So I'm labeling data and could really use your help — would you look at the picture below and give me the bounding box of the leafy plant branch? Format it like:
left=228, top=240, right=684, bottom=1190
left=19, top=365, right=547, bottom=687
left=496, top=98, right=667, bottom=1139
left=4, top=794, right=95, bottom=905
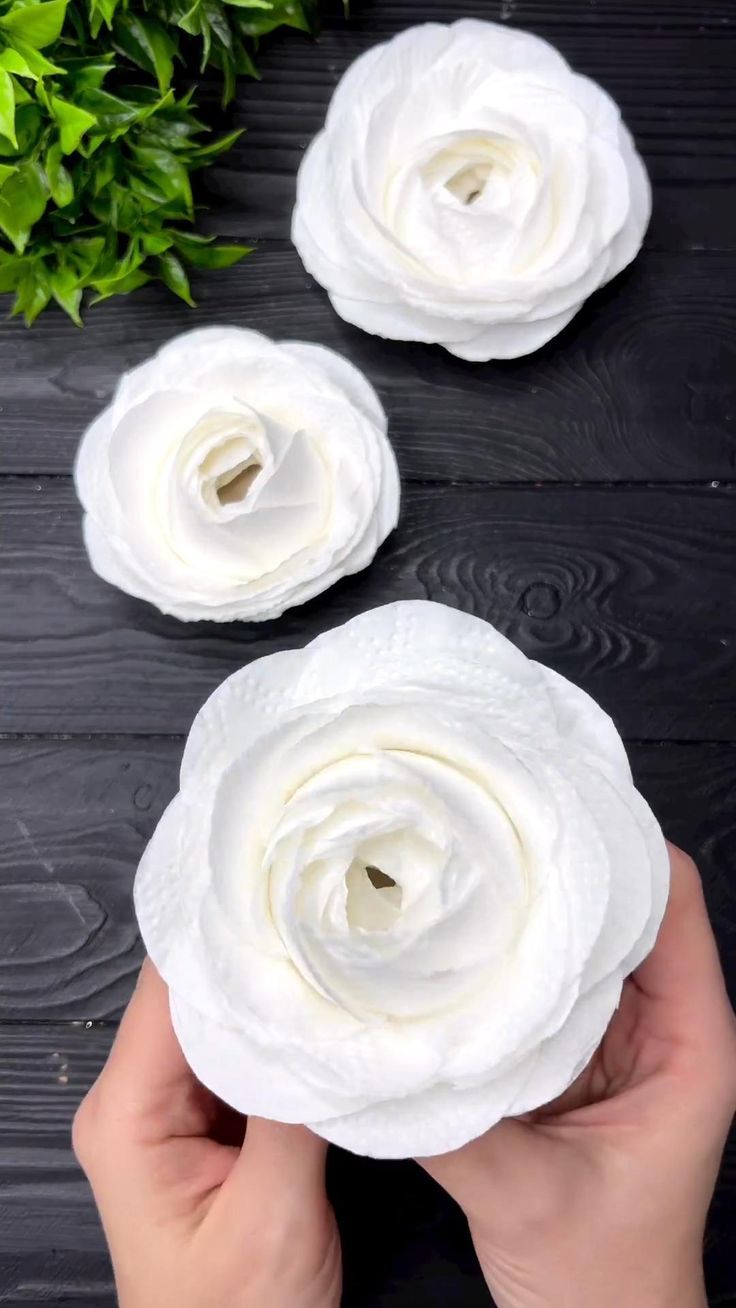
left=0, top=0, right=320, bottom=322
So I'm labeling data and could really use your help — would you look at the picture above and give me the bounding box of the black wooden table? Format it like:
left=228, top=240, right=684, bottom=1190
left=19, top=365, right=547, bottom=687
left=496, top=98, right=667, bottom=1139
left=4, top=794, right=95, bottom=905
left=2, top=1, right=735, bottom=1303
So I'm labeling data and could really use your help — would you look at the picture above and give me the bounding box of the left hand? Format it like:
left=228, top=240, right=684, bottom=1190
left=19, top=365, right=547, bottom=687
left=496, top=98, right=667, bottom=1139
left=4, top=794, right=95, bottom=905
left=73, top=960, right=342, bottom=1308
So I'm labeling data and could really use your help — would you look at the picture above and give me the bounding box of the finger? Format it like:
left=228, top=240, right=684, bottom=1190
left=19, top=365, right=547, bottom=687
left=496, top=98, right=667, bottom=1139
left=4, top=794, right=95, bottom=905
left=634, top=843, right=733, bottom=1027
left=218, top=1119, right=329, bottom=1218
left=417, top=1117, right=548, bottom=1221
left=94, top=959, right=194, bottom=1124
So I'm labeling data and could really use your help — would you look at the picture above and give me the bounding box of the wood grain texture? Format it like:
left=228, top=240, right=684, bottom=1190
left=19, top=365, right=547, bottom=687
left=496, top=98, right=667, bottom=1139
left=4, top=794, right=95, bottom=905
left=0, top=1025, right=115, bottom=1306
left=2, top=478, right=734, bottom=739
left=0, top=739, right=176, bottom=1018
left=1, top=735, right=734, bottom=1020
left=3, top=247, right=736, bottom=482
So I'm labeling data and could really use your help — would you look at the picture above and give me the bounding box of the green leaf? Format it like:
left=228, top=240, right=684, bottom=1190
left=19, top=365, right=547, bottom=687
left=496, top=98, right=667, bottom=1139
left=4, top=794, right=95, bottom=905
left=87, top=144, right=117, bottom=195
left=173, top=232, right=251, bottom=268
left=50, top=95, right=97, bottom=153
left=0, top=47, right=34, bottom=77
left=89, top=0, right=120, bottom=33
left=10, top=73, right=32, bottom=104
left=10, top=100, right=43, bottom=153
left=112, top=13, right=176, bottom=94
left=157, top=249, right=194, bottom=304
left=141, top=229, right=173, bottom=254
left=49, top=263, right=83, bottom=323
left=64, top=235, right=105, bottom=280
left=177, top=0, right=203, bottom=36
left=130, top=144, right=193, bottom=213
left=233, top=40, right=258, bottom=77
left=220, top=49, right=236, bottom=104
left=7, top=38, right=62, bottom=76
left=11, top=261, right=51, bottom=323
left=90, top=266, right=150, bottom=302
left=233, top=0, right=315, bottom=36
left=136, top=114, right=201, bottom=149
left=57, top=55, right=115, bottom=91
left=0, top=159, right=47, bottom=251
left=0, top=251, right=24, bottom=292
left=0, top=67, right=17, bottom=146
left=0, top=162, right=17, bottom=187
left=190, top=126, right=242, bottom=162
left=0, top=0, right=69, bottom=50
left=201, top=0, right=232, bottom=50
left=44, top=140, right=73, bottom=205
left=80, top=86, right=173, bottom=139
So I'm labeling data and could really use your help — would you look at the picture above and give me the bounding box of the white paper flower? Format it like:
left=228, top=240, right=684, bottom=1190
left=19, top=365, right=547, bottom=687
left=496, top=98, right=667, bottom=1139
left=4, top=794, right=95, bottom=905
left=135, top=600, right=668, bottom=1159
left=292, top=20, right=651, bottom=361
left=74, top=327, right=399, bottom=622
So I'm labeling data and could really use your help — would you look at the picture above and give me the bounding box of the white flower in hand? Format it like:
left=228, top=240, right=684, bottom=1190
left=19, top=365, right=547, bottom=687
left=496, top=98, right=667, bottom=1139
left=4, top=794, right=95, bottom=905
left=292, top=20, right=651, bottom=361
left=135, top=601, right=668, bottom=1159
left=74, top=328, right=399, bottom=622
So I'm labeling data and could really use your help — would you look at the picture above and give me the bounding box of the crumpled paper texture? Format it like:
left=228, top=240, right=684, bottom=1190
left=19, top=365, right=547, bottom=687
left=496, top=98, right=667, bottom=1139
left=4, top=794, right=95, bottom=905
left=74, top=327, right=400, bottom=621
left=135, top=601, right=668, bottom=1159
left=292, top=20, right=651, bottom=361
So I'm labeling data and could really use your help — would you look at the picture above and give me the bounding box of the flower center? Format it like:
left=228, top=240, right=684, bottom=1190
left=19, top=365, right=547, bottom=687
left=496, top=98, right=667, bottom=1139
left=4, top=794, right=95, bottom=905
left=193, top=425, right=266, bottom=516
left=344, top=857, right=404, bottom=933
left=444, top=162, right=492, bottom=205
left=215, top=460, right=262, bottom=506
left=365, top=865, right=397, bottom=891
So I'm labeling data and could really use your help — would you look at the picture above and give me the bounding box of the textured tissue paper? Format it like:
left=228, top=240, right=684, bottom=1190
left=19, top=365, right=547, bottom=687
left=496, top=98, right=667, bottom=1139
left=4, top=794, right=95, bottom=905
left=135, top=601, right=668, bottom=1158
left=74, top=327, right=400, bottom=622
left=292, top=19, right=651, bottom=361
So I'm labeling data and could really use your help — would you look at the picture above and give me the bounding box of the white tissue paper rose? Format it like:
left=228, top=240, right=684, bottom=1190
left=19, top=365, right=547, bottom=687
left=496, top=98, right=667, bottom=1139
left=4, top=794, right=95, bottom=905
left=74, top=327, right=400, bottom=622
left=135, top=600, right=668, bottom=1159
left=292, top=20, right=651, bottom=361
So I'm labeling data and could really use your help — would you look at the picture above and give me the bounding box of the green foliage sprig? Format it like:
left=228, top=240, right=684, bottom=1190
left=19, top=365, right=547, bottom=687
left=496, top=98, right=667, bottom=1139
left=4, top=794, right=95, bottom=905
left=0, top=0, right=319, bottom=323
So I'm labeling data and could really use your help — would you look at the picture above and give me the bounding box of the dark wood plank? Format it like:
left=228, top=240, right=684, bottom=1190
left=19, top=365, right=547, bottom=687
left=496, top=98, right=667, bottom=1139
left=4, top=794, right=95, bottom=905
left=198, top=2, right=736, bottom=251
left=2, top=248, right=736, bottom=482
left=320, top=0, right=736, bottom=34
left=0, top=1024, right=116, bottom=1306
left=0, top=739, right=175, bottom=1019
left=322, top=0, right=735, bottom=33
left=2, top=479, right=734, bottom=739
left=1, top=735, right=734, bottom=1020
left=632, top=744, right=736, bottom=996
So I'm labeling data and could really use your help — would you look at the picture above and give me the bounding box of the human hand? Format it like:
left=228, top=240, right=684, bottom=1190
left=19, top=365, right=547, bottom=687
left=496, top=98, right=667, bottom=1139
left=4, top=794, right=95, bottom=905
left=73, top=961, right=341, bottom=1308
left=419, top=844, right=736, bottom=1308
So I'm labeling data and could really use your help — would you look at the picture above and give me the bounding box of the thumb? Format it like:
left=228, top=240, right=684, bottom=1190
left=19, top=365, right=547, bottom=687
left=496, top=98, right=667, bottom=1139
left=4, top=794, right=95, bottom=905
left=221, top=1118, right=329, bottom=1216
left=417, top=1118, right=545, bottom=1222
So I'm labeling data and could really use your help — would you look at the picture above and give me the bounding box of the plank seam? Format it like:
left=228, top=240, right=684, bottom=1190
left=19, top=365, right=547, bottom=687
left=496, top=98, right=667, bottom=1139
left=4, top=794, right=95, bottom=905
left=2, top=473, right=735, bottom=491
left=1, top=733, right=733, bottom=747
left=0, top=1018, right=119, bottom=1028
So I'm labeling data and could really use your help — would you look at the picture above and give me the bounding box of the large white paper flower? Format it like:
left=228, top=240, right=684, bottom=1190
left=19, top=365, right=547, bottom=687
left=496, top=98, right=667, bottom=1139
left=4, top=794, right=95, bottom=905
left=135, top=601, right=668, bottom=1159
left=292, top=20, right=651, bottom=361
left=74, top=327, right=399, bottom=622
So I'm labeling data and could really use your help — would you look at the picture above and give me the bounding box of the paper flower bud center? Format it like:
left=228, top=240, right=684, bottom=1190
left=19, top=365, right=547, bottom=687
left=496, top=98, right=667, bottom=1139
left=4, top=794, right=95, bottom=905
left=445, top=162, right=492, bottom=205
left=345, top=860, right=403, bottom=934
left=215, top=460, right=263, bottom=505
left=422, top=133, right=540, bottom=212
left=193, top=415, right=268, bottom=518
left=366, top=865, right=397, bottom=891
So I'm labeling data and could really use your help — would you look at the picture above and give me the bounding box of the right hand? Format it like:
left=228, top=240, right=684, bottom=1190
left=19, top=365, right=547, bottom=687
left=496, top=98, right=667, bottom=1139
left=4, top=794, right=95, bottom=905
left=419, top=844, right=736, bottom=1308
